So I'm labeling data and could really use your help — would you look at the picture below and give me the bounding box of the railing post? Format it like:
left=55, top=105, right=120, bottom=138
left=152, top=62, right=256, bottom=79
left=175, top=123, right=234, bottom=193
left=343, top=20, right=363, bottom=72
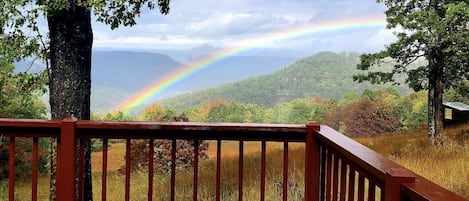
left=57, top=117, right=77, bottom=201
left=385, top=168, right=415, bottom=201
left=304, top=121, right=320, bottom=201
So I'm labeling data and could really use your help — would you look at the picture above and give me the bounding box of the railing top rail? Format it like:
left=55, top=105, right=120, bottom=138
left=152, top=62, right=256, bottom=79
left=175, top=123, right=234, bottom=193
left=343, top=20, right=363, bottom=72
left=1, top=118, right=308, bottom=141
left=76, top=120, right=306, bottom=131
left=402, top=174, right=467, bottom=201
left=0, top=118, right=62, bottom=127
left=76, top=120, right=307, bottom=141
left=0, top=118, right=61, bottom=137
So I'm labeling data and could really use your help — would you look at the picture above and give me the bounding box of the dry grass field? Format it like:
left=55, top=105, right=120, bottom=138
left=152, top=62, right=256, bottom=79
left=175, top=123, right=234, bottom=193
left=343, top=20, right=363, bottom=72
left=355, top=124, right=469, bottom=199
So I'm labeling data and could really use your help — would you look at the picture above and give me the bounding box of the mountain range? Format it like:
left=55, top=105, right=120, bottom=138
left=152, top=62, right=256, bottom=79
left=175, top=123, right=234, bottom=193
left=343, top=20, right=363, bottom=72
left=157, top=51, right=412, bottom=111
left=14, top=51, right=414, bottom=116
left=15, top=51, right=298, bottom=114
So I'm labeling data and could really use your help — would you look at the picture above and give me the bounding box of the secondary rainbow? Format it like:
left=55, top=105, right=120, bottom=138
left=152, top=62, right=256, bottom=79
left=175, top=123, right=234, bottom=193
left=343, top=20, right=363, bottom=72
left=114, top=15, right=387, bottom=112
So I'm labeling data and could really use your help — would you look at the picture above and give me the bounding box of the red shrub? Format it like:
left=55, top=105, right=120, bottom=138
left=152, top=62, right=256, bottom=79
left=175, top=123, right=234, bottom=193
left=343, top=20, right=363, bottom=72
left=324, top=98, right=400, bottom=137
left=345, top=98, right=389, bottom=136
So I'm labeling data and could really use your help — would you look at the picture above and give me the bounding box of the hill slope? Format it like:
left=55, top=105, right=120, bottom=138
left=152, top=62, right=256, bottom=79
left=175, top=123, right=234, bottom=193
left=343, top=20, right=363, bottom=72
left=158, top=51, right=410, bottom=110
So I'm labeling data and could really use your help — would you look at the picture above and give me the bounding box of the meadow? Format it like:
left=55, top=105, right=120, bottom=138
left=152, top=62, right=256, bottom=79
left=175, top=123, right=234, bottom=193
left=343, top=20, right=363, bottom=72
left=2, top=125, right=468, bottom=200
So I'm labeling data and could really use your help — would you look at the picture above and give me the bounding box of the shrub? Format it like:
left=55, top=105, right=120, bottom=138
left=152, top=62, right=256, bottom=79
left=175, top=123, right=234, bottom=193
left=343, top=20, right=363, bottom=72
left=123, top=114, right=209, bottom=174
left=344, top=98, right=400, bottom=136
left=0, top=137, right=49, bottom=180
left=128, top=139, right=209, bottom=174
left=324, top=97, right=400, bottom=136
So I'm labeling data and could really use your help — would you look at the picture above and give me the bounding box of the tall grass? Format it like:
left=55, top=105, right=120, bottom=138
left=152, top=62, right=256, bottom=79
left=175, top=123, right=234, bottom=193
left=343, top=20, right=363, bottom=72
left=356, top=124, right=469, bottom=199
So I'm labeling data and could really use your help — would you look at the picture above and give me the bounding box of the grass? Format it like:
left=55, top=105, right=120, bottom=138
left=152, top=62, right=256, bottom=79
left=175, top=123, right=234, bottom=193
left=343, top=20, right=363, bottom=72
left=355, top=124, right=469, bottom=199
left=2, top=124, right=468, bottom=200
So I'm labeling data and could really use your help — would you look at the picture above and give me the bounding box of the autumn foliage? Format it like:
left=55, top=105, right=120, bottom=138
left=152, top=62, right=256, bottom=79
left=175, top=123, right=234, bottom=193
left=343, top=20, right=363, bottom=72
left=323, top=90, right=400, bottom=137
left=344, top=98, right=399, bottom=136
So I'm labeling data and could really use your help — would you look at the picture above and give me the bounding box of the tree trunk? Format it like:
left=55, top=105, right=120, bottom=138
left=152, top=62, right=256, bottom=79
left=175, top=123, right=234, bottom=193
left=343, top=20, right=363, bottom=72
left=427, top=55, right=445, bottom=145
left=47, top=3, right=93, bottom=201
left=427, top=0, right=445, bottom=146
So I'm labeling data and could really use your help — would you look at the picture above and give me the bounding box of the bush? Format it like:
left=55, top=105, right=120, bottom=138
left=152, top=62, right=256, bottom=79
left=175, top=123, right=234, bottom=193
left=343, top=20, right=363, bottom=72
left=324, top=97, right=400, bottom=136
left=123, top=114, right=209, bottom=174
left=0, top=137, right=49, bottom=180
left=128, top=139, right=209, bottom=174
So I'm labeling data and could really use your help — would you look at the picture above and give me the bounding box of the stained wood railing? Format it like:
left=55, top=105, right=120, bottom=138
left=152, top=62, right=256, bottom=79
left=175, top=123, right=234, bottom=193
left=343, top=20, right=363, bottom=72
left=0, top=118, right=466, bottom=201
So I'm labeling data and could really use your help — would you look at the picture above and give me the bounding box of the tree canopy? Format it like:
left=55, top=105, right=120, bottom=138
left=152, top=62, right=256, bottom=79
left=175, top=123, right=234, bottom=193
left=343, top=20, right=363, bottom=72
left=0, top=60, right=47, bottom=119
left=354, top=0, right=469, bottom=143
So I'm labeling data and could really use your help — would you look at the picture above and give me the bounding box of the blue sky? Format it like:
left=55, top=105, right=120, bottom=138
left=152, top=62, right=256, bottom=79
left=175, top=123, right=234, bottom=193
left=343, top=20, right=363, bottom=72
left=92, top=0, right=395, bottom=57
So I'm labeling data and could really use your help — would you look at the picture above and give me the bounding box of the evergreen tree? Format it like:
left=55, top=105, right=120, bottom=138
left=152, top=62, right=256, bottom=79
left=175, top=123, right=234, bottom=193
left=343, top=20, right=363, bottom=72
left=354, top=0, right=469, bottom=144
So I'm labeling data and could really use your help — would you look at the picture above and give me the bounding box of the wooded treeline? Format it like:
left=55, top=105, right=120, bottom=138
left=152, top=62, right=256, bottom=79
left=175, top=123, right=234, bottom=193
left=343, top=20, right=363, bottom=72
left=105, top=86, right=468, bottom=137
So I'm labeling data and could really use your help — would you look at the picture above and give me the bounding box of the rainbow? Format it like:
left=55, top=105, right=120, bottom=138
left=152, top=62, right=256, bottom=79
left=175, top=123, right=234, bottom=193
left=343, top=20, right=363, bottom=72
left=114, top=15, right=387, bottom=112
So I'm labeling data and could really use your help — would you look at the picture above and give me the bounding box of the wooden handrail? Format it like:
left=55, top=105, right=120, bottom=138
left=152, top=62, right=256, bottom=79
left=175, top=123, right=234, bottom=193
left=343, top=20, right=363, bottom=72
left=74, top=120, right=307, bottom=141
left=314, top=125, right=402, bottom=181
left=0, top=118, right=466, bottom=201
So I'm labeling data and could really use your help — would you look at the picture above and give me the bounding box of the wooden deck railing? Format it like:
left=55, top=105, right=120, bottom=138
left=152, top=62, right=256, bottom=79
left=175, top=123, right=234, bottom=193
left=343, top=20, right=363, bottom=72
left=0, top=118, right=466, bottom=201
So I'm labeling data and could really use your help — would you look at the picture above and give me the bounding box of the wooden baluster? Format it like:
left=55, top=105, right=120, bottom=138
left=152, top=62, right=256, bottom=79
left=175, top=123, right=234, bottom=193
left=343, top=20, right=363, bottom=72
left=32, top=137, right=38, bottom=201
left=368, top=181, right=376, bottom=201
left=170, top=140, right=176, bottom=201
left=358, top=174, right=365, bottom=201
left=193, top=140, right=199, bottom=201
left=347, top=167, right=356, bottom=201
left=340, top=161, right=347, bottom=201
left=238, top=140, right=244, bottom=201
left=326, top=149, right=333, bottom=201
left=216, top=139, right=221, bottom=201
left=283, top=141, right=289, bottom=201
left=102, top=139, right=108, bottom=201
left=9, top=137, right=15, bottom=201
left=125, top=139, right=131, bottom=201
left=148, top=139, right=154, bottom=201
left=260, top=141, right=266, bottom=201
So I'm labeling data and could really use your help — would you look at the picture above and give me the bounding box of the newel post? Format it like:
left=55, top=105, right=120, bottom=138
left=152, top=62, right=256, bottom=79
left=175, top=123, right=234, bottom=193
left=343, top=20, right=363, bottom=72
left=57, top=117, right=78, bottom=201
left=304, top=121, right=321, bottom=201
left=385, top=168, right=415, bottom=201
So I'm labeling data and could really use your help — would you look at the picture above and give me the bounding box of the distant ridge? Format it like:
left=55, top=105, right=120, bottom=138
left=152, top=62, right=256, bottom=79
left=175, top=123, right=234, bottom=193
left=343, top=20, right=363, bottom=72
left=92, top=51, right=185, bottom=92
left=157, top=51, right=411, bottom=111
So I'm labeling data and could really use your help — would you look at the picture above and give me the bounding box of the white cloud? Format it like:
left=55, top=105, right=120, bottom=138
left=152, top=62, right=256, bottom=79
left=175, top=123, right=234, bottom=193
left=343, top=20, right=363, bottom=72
left=364, top=28, right=396, bottom=52
left=182, top=12, right=290, bottom=37
left=94, top=34, right=214, bottom=50
left=92, top=0, right=391, bottom=55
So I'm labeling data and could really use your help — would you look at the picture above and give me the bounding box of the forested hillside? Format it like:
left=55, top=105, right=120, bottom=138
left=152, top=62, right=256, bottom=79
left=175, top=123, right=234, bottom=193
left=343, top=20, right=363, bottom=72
left=158, top=52, right=411, bottom=110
